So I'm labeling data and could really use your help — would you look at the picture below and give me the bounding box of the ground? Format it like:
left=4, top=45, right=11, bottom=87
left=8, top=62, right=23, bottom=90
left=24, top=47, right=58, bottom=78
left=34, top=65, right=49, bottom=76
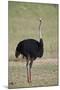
left=8, top=58, right=58, bottom=89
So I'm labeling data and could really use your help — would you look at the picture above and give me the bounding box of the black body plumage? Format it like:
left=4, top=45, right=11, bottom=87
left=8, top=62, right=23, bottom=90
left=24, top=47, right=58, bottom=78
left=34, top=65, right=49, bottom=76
left=15, top=38, right=44, bottom=60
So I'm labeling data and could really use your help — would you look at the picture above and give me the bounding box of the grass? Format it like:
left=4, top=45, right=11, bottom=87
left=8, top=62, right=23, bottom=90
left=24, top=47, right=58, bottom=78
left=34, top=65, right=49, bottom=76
left=8, top=59, right=58, bottom=88
left=8, top=1, right=58, bottom=58
left=8, top=1, right=58, bottom=88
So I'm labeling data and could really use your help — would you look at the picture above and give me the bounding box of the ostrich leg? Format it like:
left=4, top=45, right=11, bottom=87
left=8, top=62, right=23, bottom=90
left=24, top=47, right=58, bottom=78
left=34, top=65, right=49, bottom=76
left=26, top=61, right=29, bottom=82
left=29, top=60, right=33, bottom=82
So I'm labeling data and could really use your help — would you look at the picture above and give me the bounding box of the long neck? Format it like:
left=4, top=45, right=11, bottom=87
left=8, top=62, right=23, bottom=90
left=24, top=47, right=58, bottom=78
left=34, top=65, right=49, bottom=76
left=39, top=20, right=42, bottom=40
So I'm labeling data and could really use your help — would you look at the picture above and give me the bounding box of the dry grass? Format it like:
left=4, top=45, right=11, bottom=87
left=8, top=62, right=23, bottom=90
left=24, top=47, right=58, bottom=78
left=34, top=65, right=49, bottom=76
left=8, top=58, right=58, bottom=88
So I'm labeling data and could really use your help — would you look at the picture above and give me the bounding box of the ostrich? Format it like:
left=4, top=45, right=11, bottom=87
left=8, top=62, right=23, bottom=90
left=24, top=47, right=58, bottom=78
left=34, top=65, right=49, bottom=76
left=15, top=18, right=44, bottom=83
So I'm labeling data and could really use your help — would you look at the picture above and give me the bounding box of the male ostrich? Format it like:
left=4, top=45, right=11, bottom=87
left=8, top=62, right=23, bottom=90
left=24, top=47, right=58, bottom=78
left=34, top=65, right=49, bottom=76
left=15, top=18, right=44, bottom=83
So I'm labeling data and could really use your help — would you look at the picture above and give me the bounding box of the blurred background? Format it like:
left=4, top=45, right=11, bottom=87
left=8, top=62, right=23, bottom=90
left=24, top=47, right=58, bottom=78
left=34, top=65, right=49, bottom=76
left=8, top=1, right=58, bottom=60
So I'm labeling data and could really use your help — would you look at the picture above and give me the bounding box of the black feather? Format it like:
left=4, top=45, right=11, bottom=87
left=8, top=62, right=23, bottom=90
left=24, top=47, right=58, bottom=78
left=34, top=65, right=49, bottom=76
left=15, top=38, right=44, bottom=60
